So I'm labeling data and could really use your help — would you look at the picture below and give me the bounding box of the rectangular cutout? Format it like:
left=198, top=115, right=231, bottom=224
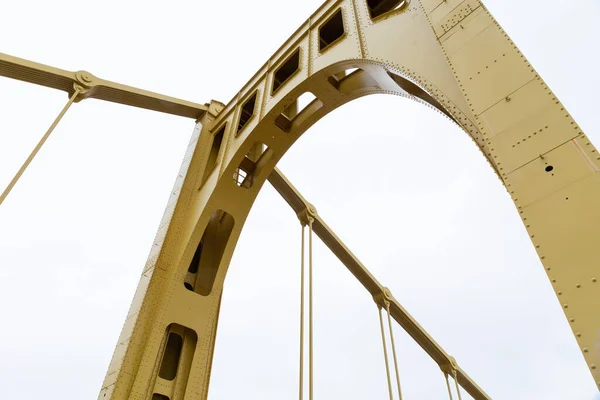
left=154, top=324, right=198, bottom=398
left=328, top=68, right=379, bottom=94
left=272, top=49, right=301, bottom=94
left=319, top=9, right=345, bottom=52
left=284, top=92, right=317, bottom=120
left=184, top=241, right=202, bottom=290
left=200, top=124, right=226, bottom=186
left=367, top=0, right=407, bottom=19
left=234, top=167, right=251, bottom=188
left=328, top=67, right=361, bottom=89
left=233, top=143, right=272, bottom=188
left=184, top=211, right=235, bottom=295
left=275, top=92, right=322, bottom=132
left=159, top=332, right=183, bottom=381
left=236, top=91, right=258, bottom=136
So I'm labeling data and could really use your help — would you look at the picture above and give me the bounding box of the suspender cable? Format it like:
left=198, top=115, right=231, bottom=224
left=299, top=225, right=306, bottom=400
left=385, top=302, right=403, bottom=400
left=444, top=373, right=454, bottom=400
left=299, top=216, right=314, bottom=400
left=308, top=219, right=314, bottom=400
left=378, top=306, right=394, bottom=400
left=0, top=87, right=82, bottom=207
left=452, top=370, right=463, bottom=400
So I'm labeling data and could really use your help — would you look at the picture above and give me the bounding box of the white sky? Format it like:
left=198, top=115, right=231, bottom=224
left=0, top=1, right=599, bottom=399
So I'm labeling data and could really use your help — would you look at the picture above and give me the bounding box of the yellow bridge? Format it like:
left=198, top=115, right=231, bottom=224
left=0, top=0, right=598, bottom=399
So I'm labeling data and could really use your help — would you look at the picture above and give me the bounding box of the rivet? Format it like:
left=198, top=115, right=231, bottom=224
left=557, top=291, right=562, bottom=295
left=564, top=304, right=568, bottom=309
left=592, top=365, right=597, bottom=370
left=552, top=279, right=557, bottom=283
left=584, top=348, right=589, bottom=353
left=570, top=318, right=575, bottom=323
left=576, top=284, right=581, bottom=288
left=593, top=278, right=597, bottom=283
left=577, top=332, right=582, bottom=337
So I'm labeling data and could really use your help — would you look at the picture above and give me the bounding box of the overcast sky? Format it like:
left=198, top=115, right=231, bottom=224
left=0, top=1, right=599, bottom=399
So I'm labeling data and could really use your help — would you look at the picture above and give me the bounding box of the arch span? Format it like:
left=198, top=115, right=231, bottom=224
left=99, top=1, right=600, bottom=398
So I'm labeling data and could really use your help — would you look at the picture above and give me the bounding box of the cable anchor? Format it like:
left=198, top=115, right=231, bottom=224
left=374, top=287, right=394, bottom=309
left=441, top=357, right=463, bottom=400
left=297, top=203, right=317, bottom=227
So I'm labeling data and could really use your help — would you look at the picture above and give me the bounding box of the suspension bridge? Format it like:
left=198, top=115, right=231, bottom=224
left=0, top=0, right=598, bottom=399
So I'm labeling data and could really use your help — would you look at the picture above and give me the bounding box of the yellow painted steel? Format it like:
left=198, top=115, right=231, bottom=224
left=269, top=167, right=489, bottom=397
left=91, top=1, right=599, bottom=398
left=88, top=1, right=600, bottom=398
left=0, top=52, right=209, bottom=119
left=0, top=0, right=598, bottom=398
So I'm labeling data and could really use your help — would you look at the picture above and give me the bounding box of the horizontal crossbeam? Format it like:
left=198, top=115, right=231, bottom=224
left=268, top=167, right=491, bottom=400
left=0, top=52, right=208, bottom=119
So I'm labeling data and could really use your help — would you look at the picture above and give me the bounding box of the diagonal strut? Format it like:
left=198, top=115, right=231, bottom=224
left=268, top=167, right=491, bottom=400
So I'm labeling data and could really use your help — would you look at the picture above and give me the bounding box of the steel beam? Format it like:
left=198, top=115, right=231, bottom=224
left=268, top=167, right=491, bottom=400
left=0, top=52, right=208, bottom=119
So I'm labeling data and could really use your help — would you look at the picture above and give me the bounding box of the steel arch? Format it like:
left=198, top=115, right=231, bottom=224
left=99, top=1, right=600, bottom=398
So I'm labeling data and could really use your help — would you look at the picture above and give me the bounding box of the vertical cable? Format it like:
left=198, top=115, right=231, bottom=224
left=444, top=373, right=454, bottom=400
left=379, top=307, right=394, bottom=400
left=385, top=302, right=403, bottom=400
left=453, top=371, right=463, bottom=400
left=0, top=88, right=81, bottom=206
left=299, top=225, right=305, bottom=400
left=308, top=219, right=314, bottom=400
